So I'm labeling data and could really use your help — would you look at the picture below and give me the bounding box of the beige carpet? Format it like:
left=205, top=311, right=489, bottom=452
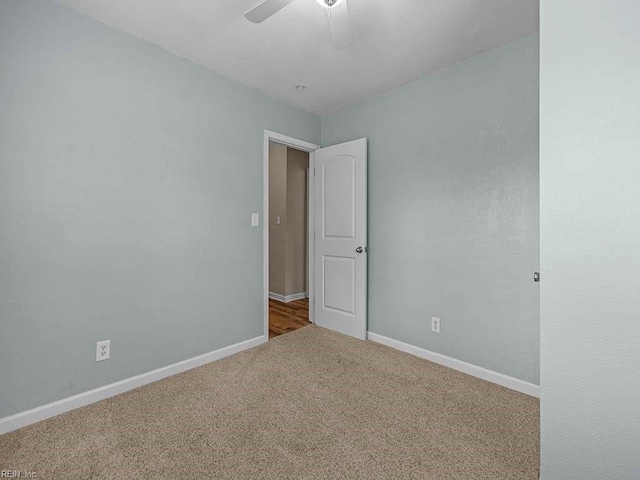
left=0, top=325, right=539, bottom=479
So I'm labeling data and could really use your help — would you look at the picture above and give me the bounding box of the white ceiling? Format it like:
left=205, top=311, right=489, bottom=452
left=54, top=0, right=539, bottom=115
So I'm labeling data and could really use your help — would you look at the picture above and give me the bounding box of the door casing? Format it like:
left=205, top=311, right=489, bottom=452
left=263, top=130, right=320, bottom=339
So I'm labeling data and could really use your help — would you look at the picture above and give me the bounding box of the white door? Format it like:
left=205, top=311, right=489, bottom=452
left=314, top=138, right=367, bottom=340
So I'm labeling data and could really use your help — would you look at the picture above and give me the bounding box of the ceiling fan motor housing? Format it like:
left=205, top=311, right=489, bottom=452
left=246, top=0, right=352, bottom=49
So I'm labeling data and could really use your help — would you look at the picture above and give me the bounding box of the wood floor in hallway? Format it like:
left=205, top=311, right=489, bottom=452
left=269, top=298, right=310, bottom=339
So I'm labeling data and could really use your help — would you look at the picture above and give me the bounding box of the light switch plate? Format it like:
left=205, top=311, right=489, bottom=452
left=251, top=213, right=259, bottom=227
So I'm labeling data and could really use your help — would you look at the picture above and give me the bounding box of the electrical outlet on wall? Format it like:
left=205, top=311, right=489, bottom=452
left=96, top=340, right=110, bottom=362
left=431, top=317, right=441, bottom=334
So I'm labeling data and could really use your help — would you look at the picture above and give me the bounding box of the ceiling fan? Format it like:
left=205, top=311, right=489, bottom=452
left=244, top=0, right=353, bottom=50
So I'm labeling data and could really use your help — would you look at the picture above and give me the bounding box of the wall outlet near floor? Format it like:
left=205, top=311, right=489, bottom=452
left=431, top=317, right=441, bottom=334
left=251, top=213, right=259, bottom=227
left=96, top=340, right=110, bottom=361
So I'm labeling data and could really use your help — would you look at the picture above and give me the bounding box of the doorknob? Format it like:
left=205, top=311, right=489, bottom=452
left=355, top=246, right=367, bottom=254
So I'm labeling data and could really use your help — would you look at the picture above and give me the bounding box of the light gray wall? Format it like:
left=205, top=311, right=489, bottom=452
left=322, top=35, right=540, bottom=385
left=540, top=1, right=640, bottom=478
left=0, top=0, right=320, bottom=418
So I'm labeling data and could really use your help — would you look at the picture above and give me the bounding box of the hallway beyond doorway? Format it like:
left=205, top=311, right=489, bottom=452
left=269, top=298, right=310, bottom=339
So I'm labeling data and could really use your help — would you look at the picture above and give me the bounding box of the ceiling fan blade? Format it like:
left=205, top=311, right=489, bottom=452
left=244, top=0, right=297, bottom=23
left=328, top=0, right=353, bottom=50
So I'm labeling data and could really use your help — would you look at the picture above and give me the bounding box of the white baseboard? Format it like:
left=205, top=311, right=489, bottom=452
left=269, top=292, right=307, bottom=303
left=0, top=335, right=267, bottom=436
left=367, top=332, right=540, bottom=398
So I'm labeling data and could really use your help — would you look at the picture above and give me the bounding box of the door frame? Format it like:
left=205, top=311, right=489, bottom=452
left=263, top=130, right=320, bottom=339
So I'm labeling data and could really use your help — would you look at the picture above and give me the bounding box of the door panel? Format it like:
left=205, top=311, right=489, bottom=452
left=323, top=255, right=356, bottom=314
left=323, top=156, right=355, bottom=239
left=314, top=138, right=367, bottom=339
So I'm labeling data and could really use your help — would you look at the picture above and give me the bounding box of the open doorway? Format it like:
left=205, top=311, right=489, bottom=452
left=263, top=131, right=319, bottom=340
left=263, top=131, right=368, bottom=341
left=268, top=142, right=310, bottom=338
